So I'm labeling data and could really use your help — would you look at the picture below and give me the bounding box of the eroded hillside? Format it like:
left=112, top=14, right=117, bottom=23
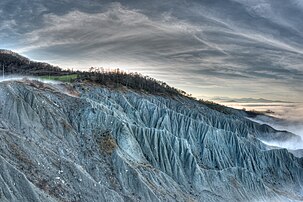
left=0, top=79, right=302, bottom=202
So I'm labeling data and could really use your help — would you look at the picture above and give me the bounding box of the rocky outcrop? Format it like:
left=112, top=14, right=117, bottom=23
left=0, top=79, right=302, bottom=202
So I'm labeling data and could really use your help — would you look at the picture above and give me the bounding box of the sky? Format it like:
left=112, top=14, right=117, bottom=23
left=1, top=0, right=303, bottom=102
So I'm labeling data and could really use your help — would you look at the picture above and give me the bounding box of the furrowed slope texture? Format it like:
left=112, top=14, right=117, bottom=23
left=0, top=80, right=302, bottom=202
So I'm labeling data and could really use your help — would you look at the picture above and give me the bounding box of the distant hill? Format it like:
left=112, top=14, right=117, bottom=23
left=212, top=97, right=292, bottom=103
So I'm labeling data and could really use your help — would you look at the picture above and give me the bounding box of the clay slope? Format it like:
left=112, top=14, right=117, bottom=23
left=0, top=79, right=302, bottom=202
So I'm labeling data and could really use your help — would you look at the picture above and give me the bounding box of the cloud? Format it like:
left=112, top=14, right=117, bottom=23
left=0, top=20, right=17, bottom=37
left=20, top=3, right=200, bottom=61
left=1, top=0, right=303, bottom=102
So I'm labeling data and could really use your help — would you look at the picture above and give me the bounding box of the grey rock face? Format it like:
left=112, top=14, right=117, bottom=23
left=0, top=79, right=302, bottom=202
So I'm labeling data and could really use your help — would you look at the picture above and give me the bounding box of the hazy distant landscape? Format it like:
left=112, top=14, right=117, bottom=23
left=211, top=97, right=303, bottom=148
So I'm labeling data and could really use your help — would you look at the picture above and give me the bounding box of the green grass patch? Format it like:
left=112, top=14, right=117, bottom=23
left=40, top=74, right=78, bottom=82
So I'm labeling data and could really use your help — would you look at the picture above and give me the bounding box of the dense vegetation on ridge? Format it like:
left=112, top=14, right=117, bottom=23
left=0, top=50, right=63, bottom=76
left=0, top=49, right=186, bottom=96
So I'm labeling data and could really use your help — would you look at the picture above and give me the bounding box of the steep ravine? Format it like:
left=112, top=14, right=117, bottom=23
left=0, top=79, right=302, bottom=202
